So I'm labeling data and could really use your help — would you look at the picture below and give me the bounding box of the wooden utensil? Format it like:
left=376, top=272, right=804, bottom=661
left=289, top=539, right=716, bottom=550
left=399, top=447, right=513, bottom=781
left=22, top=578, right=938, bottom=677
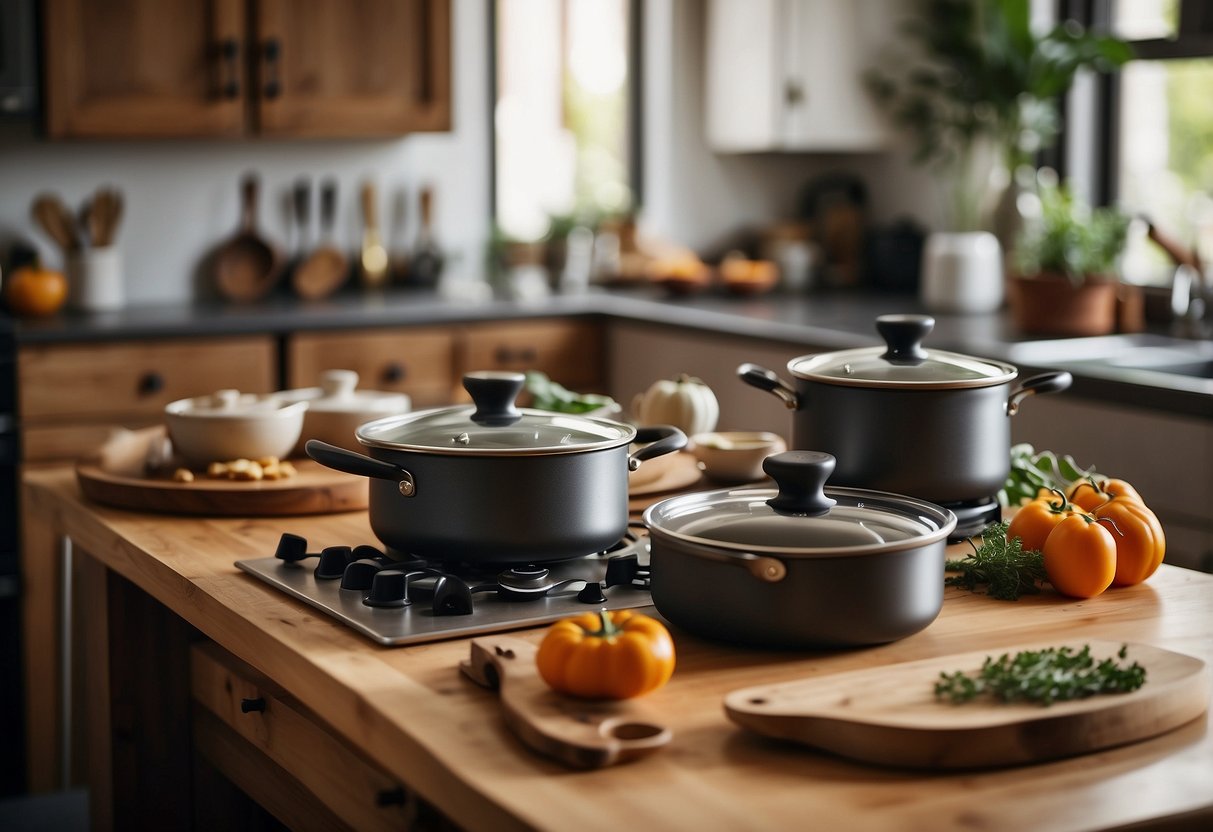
left=91, top=187, right=124, bottom=246
left=359, top=180, right=389, bottom=288
left=31, top=193, right=80, bottom=253
left=460, top=636, right=673, bottom=769
left=292, top=179, right=349, bottom=300
left=215, top=174, right=283, bottom=302
left=724, top=639, right=1209, bottom=770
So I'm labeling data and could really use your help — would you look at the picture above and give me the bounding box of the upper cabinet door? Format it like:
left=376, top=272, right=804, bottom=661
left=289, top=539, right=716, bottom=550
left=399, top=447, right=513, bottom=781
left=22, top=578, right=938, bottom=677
left=44, top=0, right=247, bottom=138
left=253, top=0, right=451, bottom=138
left=705, top=0, right=891, bottom=153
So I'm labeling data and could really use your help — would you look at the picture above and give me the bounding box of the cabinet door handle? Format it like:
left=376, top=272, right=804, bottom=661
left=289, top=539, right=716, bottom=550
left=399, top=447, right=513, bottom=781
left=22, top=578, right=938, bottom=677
left=376, top=787, right=406, bottom=807
left=262, top=37, right=282, bottom=100
left=217, top=37, right=240, bottom=100
left=382, top=362, right=407, bottom=384
left=240, top=697, right=266, bottom=713
left=137, top=371, right=165, bottom=396
left=494, top=346, right=538, bottom=365
left=784, top=79, right=805, bottom=106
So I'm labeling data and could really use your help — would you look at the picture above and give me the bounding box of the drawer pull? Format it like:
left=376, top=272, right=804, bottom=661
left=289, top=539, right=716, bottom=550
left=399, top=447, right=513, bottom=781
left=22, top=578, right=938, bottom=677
left=376, top=787, right=406, bottom=807
left=240, top=697, right=267, bottom=713
left=382, top=362, right=407, bottom=383
left=137, top=372, right=165, bottom=395
left=262, top=38, right=282, bottom=100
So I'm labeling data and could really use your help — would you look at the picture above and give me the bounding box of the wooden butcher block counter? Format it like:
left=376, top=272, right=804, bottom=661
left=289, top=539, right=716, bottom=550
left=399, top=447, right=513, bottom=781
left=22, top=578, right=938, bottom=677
left=21, top=466, right=1213, bottom=832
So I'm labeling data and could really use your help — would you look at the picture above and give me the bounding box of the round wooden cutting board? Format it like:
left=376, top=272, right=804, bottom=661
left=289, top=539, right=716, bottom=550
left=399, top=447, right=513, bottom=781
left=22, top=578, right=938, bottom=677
left=76, top=458, right=368, bottom=517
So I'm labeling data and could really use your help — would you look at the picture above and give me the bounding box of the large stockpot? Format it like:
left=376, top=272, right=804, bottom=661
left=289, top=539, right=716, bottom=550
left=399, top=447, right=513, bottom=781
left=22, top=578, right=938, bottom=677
left=738, top=314, right=1072, bottom=504
left=307, top=371, right=686, bottom=564
left=643, top=450, right=957, bottom=648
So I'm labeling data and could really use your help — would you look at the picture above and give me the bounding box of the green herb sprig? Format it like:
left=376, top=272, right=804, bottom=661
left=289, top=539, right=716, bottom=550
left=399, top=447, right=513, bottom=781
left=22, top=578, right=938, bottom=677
left=935, top=644, right=1147, bottom=706
left=945, top=521, right=1048, bottom=601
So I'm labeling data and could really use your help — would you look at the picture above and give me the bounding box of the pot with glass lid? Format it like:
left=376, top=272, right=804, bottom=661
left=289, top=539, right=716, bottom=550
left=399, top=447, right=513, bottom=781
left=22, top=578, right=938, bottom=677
left=307, top=371, right=686, bottom=563
left=738, top=314, right=1071, bottom=505
left=644, top=451, right=957, bottom=647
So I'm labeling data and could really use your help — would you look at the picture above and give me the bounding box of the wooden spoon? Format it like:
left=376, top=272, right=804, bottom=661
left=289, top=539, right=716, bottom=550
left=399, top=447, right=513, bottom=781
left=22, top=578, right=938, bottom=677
left=292, top=179, right=349, bottom=300
left=359, top=180, right=389, bottom=288
left=31, top=193, right=80, bottom=253
left=214, top=174, right=282, bottom=302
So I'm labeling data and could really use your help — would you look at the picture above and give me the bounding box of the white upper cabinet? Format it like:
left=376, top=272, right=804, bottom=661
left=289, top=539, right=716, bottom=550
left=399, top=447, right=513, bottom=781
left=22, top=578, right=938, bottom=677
left=705, top=0, right=893, bottom=153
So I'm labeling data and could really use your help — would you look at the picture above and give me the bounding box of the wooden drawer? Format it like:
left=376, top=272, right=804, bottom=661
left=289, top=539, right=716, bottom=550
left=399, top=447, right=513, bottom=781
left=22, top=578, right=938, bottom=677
left=461, top=319, right=605, bottom=390
left=287, top=327, right=457, bottom=408
left=18, top=336, right=276, bottom=423
left=190, top=642, right=415, bottom=832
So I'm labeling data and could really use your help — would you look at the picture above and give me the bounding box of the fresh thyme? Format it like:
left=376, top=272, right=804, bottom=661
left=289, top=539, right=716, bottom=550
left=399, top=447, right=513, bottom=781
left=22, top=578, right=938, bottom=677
left=945, top=521, right=1048, bottom=601
left=935, top=644, right=1147, bottom=706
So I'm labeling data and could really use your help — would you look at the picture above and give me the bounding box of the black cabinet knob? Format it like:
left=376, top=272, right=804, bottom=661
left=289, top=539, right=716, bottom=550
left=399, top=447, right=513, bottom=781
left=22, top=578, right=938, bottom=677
left=240, top=697, right=266, bottom=713
left=381, top=362, right=406, bottom=384
left=262, top=38, right=282, bottom=100
left=376, top=787, right=406, bottom=807
left=137, top=372, right=164, bottom=396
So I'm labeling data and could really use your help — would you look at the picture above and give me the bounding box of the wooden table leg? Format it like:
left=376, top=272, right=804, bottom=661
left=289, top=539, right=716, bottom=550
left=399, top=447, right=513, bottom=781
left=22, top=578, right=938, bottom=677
left=78, top=551, right=195, bottom=831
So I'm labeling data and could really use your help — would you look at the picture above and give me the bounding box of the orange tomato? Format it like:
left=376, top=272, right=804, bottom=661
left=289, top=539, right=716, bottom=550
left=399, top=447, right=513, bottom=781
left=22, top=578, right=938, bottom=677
left=1042, top=514, right=1117, bottom=599
left=1005, top=491, right=1085, bottom=552
left=536, top=610, right=675, bottom=700
left=3, top=264, right=67, bottom=317
left=1066, top=477, right=1143, bottom=511
left=1092, top=498, right=1166, bottom=587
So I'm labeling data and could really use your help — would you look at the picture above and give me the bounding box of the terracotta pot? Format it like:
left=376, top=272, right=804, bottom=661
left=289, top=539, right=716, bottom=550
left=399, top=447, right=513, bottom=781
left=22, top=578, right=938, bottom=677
left=1009, top=273, right=1118, bottom=337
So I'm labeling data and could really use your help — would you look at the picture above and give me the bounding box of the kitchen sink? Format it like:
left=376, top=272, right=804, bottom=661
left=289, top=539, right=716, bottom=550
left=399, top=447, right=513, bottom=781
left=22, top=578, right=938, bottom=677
left=1005, top=333, right=1213, bottom=387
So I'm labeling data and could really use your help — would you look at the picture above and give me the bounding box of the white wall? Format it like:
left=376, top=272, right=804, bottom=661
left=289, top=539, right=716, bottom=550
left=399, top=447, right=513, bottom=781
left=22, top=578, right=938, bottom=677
left=0, top=0, right=490, bottom=307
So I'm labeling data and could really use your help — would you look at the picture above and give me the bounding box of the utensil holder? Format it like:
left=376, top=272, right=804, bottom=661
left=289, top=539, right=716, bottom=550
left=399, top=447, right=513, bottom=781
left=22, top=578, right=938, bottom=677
left=68, top=246, right=125, bottom=312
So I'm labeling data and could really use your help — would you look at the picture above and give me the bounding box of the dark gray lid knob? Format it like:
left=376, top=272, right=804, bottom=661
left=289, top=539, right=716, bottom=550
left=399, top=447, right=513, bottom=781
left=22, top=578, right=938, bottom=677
left=876, top=314, right=933, bottom=365
left=464, top=371, right=525, bottom=426
left=764, top=451, right=838, bottom=516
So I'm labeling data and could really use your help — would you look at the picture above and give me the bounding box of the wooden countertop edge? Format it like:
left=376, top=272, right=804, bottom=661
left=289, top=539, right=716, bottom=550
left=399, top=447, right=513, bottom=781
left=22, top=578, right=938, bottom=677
left=22, top=465, right=1213, bottom=832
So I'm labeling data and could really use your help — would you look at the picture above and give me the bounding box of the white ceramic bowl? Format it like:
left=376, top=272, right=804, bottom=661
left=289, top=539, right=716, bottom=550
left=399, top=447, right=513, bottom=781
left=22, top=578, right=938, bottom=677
left=277, top=369, right=411, bottom=453
left=690, top=431, right=786, bottom=483
left=165, top=389, right=307, bottom=466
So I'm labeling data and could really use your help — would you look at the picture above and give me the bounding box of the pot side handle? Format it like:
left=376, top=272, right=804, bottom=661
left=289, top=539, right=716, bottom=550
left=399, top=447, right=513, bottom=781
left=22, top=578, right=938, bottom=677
left=305, top=439, right=417, bottom=497
left=628, top=425, right=688, bottom=471
left=737, top=363, right=800, bottom=410
left=1007, top=371, right=1073, bottom=416
left=671, top=536, right=788, bottom=583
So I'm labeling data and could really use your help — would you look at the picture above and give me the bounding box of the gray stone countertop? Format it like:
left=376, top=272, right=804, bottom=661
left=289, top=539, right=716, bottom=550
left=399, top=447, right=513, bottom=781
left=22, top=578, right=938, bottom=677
left=6, top=285, right=1211, bottom=418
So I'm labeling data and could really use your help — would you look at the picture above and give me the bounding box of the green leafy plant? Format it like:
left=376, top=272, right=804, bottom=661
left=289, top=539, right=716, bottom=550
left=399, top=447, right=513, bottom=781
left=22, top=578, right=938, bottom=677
left=945, top=520, right=1048, bottom=600
left=524, top=371, right=618, bottom=415
left=1014, top=178, right=1131, bottom=283
left=935, top=644, right=1147, bottom=706
left=999, top=443, right=1095, bottom=507
left=865, top=0, right=1131, bottom=227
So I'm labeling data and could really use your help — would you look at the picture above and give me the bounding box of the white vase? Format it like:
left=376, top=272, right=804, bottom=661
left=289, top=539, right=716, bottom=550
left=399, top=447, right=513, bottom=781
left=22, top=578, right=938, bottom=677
left=919, top=231, right=1004, bottom=314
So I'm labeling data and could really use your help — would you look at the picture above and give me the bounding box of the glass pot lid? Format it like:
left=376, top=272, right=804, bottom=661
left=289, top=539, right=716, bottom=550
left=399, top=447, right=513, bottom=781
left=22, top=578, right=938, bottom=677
left=644, top=451, right=957, bottom=557
left=789, top=314, right=1017, bottom=389
left=356, top=371, right=635, bottom=456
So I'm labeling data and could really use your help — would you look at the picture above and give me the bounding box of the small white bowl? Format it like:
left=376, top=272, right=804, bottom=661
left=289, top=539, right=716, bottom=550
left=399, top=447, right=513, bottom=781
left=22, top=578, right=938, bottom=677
left=165, top=389, right=307, bottom=466
left=690, top=431, right=786, bottom=483
left=278, top=369, right=411, bottom=453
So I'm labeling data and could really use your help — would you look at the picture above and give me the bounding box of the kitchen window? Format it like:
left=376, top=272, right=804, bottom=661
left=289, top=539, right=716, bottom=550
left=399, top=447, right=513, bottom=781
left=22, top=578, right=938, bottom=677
left=490, top=0, right=640, bottom=242
left=1065, top=0, right=1213, bottom=285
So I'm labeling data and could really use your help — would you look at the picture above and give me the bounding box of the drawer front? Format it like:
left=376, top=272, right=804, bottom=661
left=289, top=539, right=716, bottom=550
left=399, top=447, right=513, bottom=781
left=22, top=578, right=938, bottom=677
left=190, top=643, right=412, bottom=832
left=18, top=337, right=276, bottom=423
left=461, top=319, right=605, bottom=390
left=288, top=328, right=456, bottom=407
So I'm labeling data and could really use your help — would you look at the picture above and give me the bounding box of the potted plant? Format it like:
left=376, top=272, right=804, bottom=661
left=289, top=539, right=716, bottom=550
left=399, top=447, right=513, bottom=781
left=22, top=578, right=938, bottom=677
left=1009, top=175, right=1130, bottom=336
left=865, top=0, right=1130, bottom=313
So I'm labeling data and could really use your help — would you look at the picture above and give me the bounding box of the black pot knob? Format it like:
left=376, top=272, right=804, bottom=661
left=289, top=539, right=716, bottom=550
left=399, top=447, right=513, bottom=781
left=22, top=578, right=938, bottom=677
left=431, top=576, right=474, bottom=616
left=340, top=559, right=382, bottom=591
left=314, top=546, right=354, bottom=580
left=764, top=451, right=838, bottom=516
left=876, top=314, right=933, bottom=365
left=464, top=371, right=525, bottom=426
left=274, top=532, right=310, bottom=563
left=365, top=570, right=411, bottom=608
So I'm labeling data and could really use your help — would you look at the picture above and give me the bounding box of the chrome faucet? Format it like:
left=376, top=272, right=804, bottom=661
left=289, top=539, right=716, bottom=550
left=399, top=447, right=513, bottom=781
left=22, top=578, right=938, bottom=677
left=1171, top=263, right=1209, bottom=338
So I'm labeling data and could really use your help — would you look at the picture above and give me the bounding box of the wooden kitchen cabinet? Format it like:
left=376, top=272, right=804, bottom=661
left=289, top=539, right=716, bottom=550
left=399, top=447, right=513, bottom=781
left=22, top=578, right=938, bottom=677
left=17, top=335, right=276, bottom=462
left=461, top=318, right=606, bottom=393
left=42, top=0, right=451, bottom=139
left=704, top=0, right=892, bottom=152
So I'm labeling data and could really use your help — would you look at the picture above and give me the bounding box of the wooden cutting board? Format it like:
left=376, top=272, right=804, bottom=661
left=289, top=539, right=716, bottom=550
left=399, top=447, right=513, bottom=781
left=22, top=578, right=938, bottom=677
left=724, top=640, right=1209, bottom=769
left=460, top=636, right=672, bottom=769
left=76, top=458, right=368, bottom=517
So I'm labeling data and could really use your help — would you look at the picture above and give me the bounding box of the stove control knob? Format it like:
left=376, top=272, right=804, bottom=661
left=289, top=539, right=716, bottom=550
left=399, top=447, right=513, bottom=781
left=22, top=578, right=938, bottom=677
left=274, top=532, right=310, bottom=563
left=352, top=544, right=385, bottom=562
left=314, top=546, right=354, bottom=580
left=365, top=569, right=411, bottom=608
left=431, top=576, right=474, bottom=616
left=577, top=581, right=608, bottom=604
left=340, top=559, right=381, bottom=591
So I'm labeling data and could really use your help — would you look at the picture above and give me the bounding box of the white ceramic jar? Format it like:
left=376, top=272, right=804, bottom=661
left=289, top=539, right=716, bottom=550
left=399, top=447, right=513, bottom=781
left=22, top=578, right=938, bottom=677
left=919, top=231, right=1004, bottom=314
left=281, top=369, right=411, bottom=453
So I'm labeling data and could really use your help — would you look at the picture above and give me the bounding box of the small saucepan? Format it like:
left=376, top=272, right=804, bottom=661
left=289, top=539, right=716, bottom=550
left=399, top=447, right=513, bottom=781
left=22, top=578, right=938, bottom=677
left=644, top=450, right=956, bottom=648
left=739, top=314, right=1072, bottom=504
left=307, top=371, right=686, bottom=563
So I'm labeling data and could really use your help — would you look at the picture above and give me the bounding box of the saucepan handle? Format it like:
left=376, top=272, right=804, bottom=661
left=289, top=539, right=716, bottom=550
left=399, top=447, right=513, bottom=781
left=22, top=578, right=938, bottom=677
left=305, top=440, right=417, bottom=497
left=668, top=535, right=789, bottom=583
left=1007, top=371, right=1073, bottom=416
left=628, top=425, right=688, bottom=471
left=737, top=363, right=800, bottom=410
